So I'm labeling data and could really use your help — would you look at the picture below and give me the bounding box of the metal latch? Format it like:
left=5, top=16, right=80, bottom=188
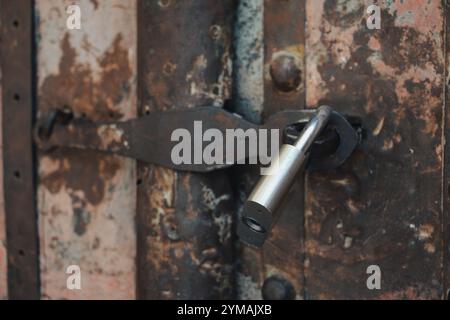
left=35, top=106, right=361, bottom=248
left=35, top=106, right=361, bottom=173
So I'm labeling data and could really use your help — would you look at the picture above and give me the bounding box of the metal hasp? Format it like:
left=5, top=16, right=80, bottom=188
left=34, top=106, right=360, bottom=172
left=35, top=104, right=360, bottom=250
left=238, top=106, right=359, bottom=247
left=35, top=104, right=360, bottom=247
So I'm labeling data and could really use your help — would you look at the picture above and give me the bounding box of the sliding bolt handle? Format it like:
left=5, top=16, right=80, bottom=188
left=238, top=106, right=332, bottom=247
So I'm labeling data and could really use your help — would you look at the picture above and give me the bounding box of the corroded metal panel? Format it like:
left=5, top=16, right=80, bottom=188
left=305, top=0, right=444, bottom=299
left=36, top=0, right=137, bottom=299
left=137, top=0, right=235, bottom=299
left=0, top=17, right=7, bottom=299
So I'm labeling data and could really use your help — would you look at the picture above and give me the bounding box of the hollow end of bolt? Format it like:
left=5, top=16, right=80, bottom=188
left=242, top=216, right=267, bottom=234
left=237, top=201, right=273, bottom=248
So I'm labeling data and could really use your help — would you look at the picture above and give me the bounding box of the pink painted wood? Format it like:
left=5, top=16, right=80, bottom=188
left=36, top=0, right=137, bottom=299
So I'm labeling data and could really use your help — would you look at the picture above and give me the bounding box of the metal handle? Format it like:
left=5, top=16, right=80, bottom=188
left=237, top=106, right=332, bottom=247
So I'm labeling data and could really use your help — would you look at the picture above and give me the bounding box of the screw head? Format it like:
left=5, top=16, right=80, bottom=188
left=269, top=54, right=302, bottom=92
left=262, top=275, right=296, bottom=300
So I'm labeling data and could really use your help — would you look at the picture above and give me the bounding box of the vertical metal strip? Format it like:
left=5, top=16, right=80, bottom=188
left=137, top=0, right=236, bottom=299
left=260, top=0, right=306, bottom=300
left=444, top=0, right=449, bottom=301
left=233, top=0, right=264, bottom=123
left=234, top=0, right=306, bottom=300
left=0, top=4, right=8, bottom=300
left=1, top=0, right=40, bottom=299
left=232, top=0, right=265, bottom=300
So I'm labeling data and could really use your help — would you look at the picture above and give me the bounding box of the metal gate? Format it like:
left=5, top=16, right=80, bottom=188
left=0, top=0, right=448, bottom=300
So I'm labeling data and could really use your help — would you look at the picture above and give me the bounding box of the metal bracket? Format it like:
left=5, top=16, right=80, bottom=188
left=35, top=106, right=361, bottom=172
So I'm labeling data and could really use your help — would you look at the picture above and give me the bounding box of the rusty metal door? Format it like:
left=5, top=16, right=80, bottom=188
left=0, top=0, right=449, bottom=300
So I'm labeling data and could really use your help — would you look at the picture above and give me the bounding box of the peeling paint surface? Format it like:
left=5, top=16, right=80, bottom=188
left=305, top=0, right=444, bottom=299
left=233, top=0, right=264, bottom=123
left=137, top=0, right=235, bottom=299
left=36, top=0, right=137, bottom=299
left=137, top=168, right=235, bottom=299
left=237, top=272, right=262, bottom=300
left=0, top=0, right=447, bottom=300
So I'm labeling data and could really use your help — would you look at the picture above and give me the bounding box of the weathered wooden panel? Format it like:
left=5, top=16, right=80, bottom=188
left=0, top=18, right=7, bottom=299
left=36, top=0, right=137, bottom=299
left=137, top=0, right=235, bottom=299
left=260, top=0, right=306, bottom=300
left=305, top=0, right=444, bottom=299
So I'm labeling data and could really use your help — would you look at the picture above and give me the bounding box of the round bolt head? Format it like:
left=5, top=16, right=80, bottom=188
left=262, top=275, right=296, bottom=300
left=270, top=54, right=302, bottom=92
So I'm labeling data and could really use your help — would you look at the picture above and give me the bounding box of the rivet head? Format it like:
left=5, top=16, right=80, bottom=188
left=269, top=54, right=302, bottom=92
left=262, top=275, right=296, bottom=300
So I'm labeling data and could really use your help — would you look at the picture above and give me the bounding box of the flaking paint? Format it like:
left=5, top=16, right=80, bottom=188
left=36, top=0, right=137, bottom=299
